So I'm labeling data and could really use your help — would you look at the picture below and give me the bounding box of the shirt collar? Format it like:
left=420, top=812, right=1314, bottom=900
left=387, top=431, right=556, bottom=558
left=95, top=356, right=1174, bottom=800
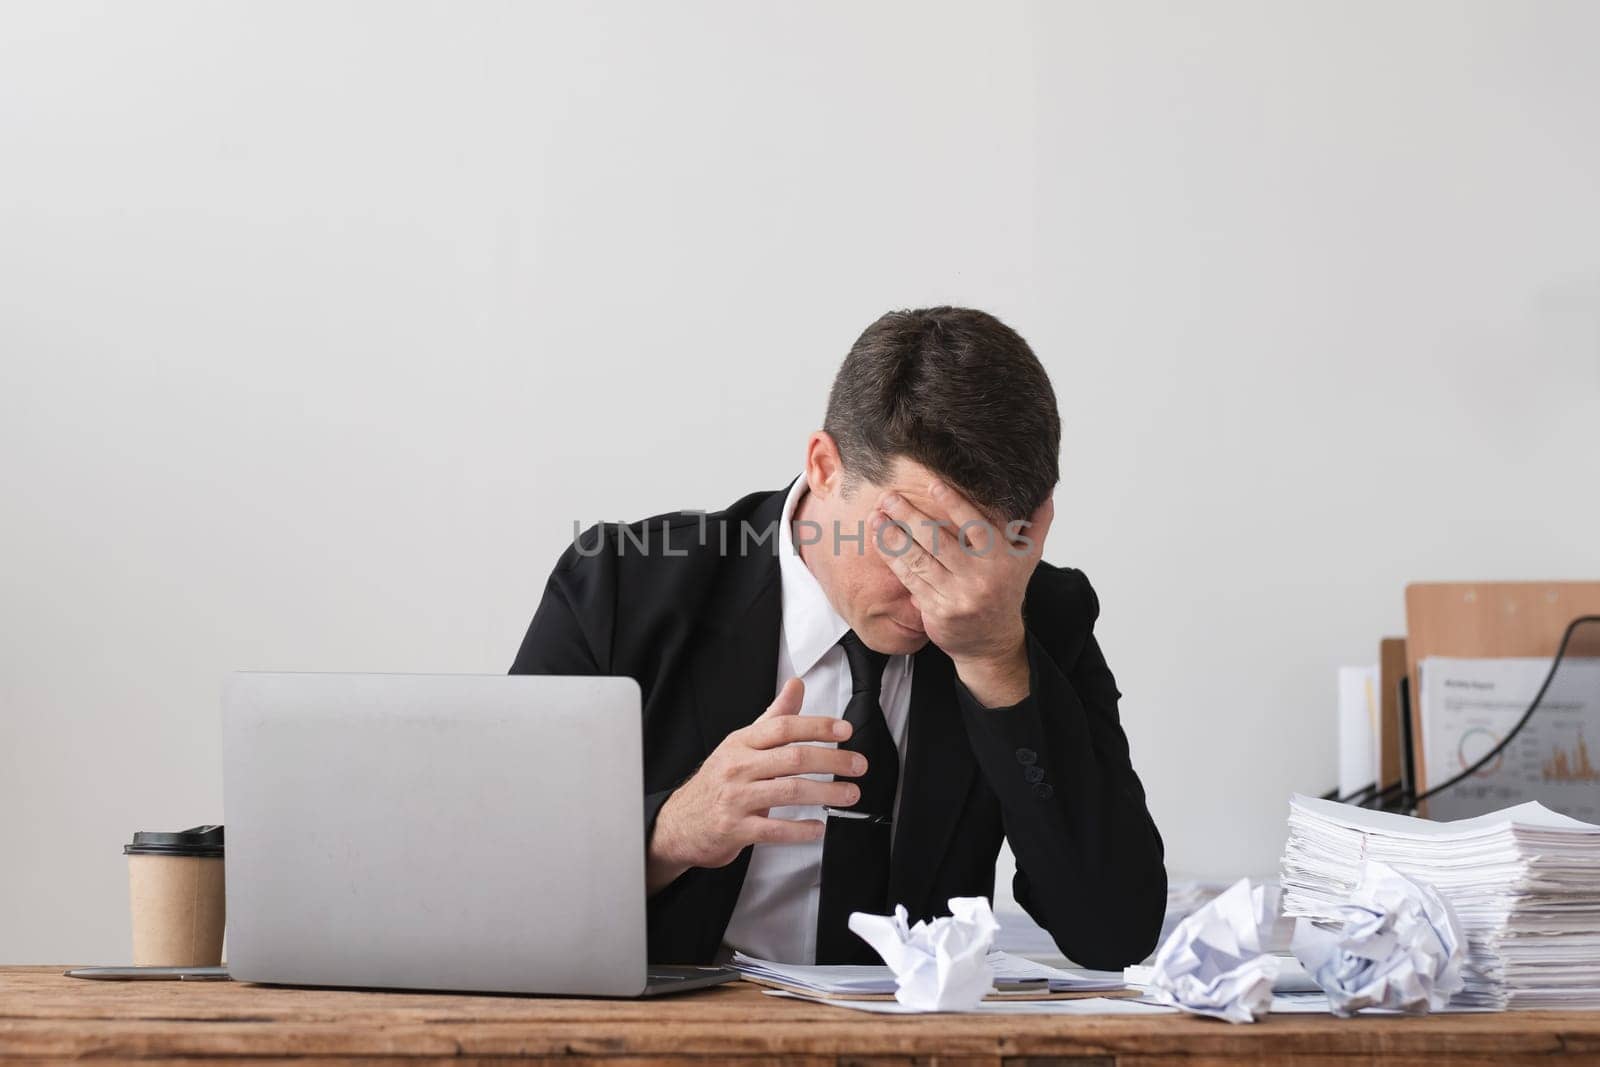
left=778, top=473, right=851, bottom=677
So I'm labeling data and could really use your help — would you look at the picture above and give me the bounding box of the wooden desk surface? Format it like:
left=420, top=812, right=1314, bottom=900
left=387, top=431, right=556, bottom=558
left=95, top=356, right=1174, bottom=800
left=5, top=966, right=1600, bottom=1065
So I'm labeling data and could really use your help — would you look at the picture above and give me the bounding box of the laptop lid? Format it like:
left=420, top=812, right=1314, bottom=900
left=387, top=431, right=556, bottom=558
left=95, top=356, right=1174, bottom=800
left=222, top=672, right=647, bottom=996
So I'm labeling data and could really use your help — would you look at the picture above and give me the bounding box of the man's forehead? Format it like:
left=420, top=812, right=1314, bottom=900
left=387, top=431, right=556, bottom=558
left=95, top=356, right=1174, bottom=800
left=879, top=457, right=940, bottom=502
left=877, top=457, right=1000, bottom=524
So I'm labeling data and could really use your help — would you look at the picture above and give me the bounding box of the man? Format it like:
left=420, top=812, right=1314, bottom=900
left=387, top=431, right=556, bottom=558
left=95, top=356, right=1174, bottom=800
left=510, top=306, right=1165, bottom=968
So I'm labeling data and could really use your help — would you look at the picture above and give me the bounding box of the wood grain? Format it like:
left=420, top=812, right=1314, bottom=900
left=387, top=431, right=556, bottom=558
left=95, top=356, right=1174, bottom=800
left=5, top=967, right=1600, bottom=1063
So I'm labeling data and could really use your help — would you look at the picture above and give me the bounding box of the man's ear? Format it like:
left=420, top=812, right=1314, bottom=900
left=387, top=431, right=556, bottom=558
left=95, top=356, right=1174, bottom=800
left=803, top=431, right=845, bottom=498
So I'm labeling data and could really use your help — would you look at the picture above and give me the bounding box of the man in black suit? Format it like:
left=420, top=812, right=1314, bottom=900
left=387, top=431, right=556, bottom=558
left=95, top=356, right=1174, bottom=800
left=511, top=307, right=1165, bottom=967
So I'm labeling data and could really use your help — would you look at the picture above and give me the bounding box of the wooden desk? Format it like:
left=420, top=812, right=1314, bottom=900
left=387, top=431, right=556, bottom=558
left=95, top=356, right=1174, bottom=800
left=5, top=967, right=1600, bottom=1065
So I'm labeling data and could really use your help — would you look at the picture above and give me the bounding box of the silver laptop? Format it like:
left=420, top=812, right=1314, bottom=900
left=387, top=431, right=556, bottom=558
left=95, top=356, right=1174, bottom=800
left=222, top=672, right=734, bottom=997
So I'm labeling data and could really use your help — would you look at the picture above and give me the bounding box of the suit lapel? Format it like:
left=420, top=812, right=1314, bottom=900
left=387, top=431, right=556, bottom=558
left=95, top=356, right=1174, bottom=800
left=889, top=644, right=977, bottom=919
left=689, top=573, right=782, bottom=752
left=681, top=491, right=786, bottom=958
left=687, top=488, right=786, bottom=752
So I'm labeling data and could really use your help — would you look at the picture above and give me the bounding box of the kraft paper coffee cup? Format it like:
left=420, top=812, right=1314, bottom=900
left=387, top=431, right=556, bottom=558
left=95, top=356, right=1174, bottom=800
left=124, top=825, right=225, bottom=967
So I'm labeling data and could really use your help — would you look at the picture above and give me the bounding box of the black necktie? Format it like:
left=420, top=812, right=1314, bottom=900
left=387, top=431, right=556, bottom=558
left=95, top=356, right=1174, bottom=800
left=815, top=630, right=899, bottom=963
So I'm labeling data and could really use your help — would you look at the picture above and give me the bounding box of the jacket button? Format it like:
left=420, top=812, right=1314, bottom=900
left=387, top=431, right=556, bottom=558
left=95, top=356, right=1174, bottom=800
left=1024, top=765, right=1045, bottom=784
left=1015, top=747, right=1038, bottom=765
left=1032, top=782, right=1055, bottom=800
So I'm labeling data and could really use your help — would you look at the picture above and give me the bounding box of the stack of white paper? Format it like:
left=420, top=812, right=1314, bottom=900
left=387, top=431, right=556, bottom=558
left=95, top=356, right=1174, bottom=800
left=728, top=950, right=1125, bottom=997
left=1281, top=794, right=1600, bottom=1009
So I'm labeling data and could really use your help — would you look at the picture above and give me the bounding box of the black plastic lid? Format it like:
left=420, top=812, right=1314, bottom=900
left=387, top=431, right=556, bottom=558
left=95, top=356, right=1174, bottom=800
left=124, top=825, right=224, bottom=857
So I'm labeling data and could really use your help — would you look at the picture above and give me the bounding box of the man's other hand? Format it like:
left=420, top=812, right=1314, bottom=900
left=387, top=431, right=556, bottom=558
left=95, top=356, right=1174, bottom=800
left=645, top=678, right=864, bottom=894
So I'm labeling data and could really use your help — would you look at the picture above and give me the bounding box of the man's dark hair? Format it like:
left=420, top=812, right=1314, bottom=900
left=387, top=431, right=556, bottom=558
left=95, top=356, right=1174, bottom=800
left=823, top=306, right=1060, bottom=520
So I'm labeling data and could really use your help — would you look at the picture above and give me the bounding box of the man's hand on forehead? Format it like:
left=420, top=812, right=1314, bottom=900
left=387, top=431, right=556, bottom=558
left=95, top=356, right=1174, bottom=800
left=871, top=479, right=1054, bottom=704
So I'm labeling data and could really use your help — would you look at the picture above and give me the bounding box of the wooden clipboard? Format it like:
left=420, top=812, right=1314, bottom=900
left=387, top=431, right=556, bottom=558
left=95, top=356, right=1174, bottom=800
left=1404, top=581, right=1600, bottom=791
left=1378, top=636, right=1407, bottom=791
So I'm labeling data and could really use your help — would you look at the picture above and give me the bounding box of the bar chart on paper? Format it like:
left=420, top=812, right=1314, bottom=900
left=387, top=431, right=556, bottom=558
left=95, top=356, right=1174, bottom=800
left=1543, top=733, right=1599, bottom=782
left=1420, top=657, right=1600, bottom=822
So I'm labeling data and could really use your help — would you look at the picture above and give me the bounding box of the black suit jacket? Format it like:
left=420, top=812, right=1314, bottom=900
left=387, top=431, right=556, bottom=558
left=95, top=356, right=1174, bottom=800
left=509, top=485, right=1166, bottom=968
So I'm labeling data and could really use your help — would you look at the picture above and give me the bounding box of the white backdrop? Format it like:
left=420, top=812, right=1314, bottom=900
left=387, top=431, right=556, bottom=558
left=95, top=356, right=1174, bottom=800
left=3, top=0, right=1598, bottom=964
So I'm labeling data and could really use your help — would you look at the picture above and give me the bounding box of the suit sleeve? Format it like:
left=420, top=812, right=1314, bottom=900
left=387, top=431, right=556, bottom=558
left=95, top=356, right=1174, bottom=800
left=954, top=572, right=1166, bottom=969
left=507, top=529, right=681, bottom=853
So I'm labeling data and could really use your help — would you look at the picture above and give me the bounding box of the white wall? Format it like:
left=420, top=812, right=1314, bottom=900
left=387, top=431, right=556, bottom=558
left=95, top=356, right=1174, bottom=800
left=3, top=0, right=1597, bottom=965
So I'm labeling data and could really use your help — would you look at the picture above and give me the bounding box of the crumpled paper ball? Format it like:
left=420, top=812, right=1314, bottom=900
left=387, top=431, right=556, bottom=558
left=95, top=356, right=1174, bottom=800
left=1291, top=860, right=1465, bottom=1016
left=1141, top=878, right=1281, bottom=1023
left=848, top=896, right=999, bottom=1011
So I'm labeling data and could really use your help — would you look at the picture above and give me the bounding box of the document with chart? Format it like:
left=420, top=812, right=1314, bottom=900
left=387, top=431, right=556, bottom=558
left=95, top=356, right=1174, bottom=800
left=1419, top=657, right=1600, bottom=822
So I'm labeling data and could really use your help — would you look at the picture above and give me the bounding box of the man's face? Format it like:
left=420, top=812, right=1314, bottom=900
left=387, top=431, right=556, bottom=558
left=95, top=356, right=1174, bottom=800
left=796, top=454, right=968, bottom=656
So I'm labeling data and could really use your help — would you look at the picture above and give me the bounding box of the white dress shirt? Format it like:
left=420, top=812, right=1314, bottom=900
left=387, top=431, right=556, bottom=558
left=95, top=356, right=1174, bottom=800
left=719, top=475, right=914, bottom=963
